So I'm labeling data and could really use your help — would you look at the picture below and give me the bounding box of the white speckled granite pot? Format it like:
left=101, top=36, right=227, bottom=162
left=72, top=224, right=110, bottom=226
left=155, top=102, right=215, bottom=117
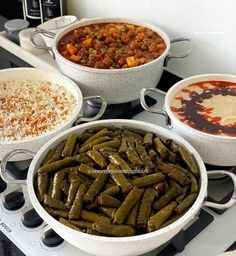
left=31, top=17, right=191, bottom=104
left=0, top=68, right=106, bottom=161
left=1, top=120, right=236, bottom=256
left=141, top=74, right=236, bottom=166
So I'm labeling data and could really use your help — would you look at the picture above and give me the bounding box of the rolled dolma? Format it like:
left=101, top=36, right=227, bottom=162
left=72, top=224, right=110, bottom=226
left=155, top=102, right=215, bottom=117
left=132, top=173, right=165, bottom=187
left=175, top=193, right=198, bottom=214
left=108, top=163, right=133, bottom=193
left=178, top=146, right=199, bottom=177
left=62, top=134, right=78, bottom=157
left=113, top=187, right=144, bottom=224
left=69, top=184, right=87, bottom=219
left=83, top=173, right=109, bottom=203
left=137, top=188, right=156, bottom=228
left=92, top=221, right=135, bottom=237
left=148, top=201, right=177, bottom=231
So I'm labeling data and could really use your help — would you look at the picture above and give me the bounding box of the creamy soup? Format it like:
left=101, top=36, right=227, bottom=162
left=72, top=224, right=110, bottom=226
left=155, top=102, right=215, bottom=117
left=170, top=81, right=236, bottom=137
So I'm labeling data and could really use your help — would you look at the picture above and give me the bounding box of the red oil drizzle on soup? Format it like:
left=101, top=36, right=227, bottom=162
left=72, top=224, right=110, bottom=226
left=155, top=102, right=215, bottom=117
left=170, top=81, right=236, bottom=136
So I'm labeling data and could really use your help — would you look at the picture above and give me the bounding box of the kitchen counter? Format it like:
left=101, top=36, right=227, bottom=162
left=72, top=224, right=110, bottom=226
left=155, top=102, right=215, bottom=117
left=0, top=14, right=236, bottom=256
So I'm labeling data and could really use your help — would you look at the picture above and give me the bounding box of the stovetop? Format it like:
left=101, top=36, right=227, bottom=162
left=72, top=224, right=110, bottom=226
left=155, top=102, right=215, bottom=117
left=0, top=30, right=236, bottom=256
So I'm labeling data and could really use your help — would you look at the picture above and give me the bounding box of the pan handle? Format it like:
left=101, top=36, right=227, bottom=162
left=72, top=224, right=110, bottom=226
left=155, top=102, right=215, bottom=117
left=30, top=30, right=54, bottom=57
left=74, top=95, right=107, bottom=124
left=164, top=38, right=192, bottom=67
left=0, top=149, right=35, bottom=185
left=30, top=30, right=53, bottom=50
left=203, top=170, right=236, bottom=210
left=140, top=87, right=171, bottom=127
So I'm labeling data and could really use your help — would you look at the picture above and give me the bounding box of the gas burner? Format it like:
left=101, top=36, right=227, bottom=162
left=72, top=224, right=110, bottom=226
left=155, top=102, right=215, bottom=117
left=83, top=95, right=156, bottom=120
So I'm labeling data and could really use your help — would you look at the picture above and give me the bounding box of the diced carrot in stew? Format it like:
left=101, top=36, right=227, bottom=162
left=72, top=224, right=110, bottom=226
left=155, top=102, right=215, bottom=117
left=58, top=22, right=166, bottom=69
left=136, top=33, right=145, bottom=40
left=83, top=38, right=93, bottom=48
left=66, top=44, right=78, bottom=55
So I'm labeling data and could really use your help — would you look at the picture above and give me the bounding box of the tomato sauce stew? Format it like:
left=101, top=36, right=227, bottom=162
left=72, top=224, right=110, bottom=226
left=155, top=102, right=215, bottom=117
left=57, top=23, right=166, bottom=69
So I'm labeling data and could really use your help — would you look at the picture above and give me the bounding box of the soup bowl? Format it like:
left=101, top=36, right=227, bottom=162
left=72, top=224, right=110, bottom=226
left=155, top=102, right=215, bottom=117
left=140, top=74, right=236, bottom=166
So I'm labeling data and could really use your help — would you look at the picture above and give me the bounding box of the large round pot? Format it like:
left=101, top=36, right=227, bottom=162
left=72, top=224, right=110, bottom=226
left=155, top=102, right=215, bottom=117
left=1, top=119, right=236, bottom=256
left=140, top=74, right=236, bottom=166
left=0, top=67, right=106, bottom=161
left=31, top=17, right=192, bottom=104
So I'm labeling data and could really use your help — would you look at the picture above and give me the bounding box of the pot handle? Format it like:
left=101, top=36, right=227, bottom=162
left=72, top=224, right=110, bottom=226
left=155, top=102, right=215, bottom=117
left=140, top=87, right=171, bottom=127
left=203, top=170, right=236, bottom=210
left=74, top=95, right=107, bottom=125
left=30, top=29, right=54, bottom=57
left=164, top=38, right=192, bottom=67
left=0, top=149, right=35, bottom=185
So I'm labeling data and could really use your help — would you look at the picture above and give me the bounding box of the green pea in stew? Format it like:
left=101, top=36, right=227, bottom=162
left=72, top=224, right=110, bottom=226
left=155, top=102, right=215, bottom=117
left=57, top=23, right=166, bottom=69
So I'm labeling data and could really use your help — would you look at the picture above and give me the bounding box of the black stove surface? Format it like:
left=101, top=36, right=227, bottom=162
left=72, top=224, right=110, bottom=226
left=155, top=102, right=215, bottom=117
left=83, top=95, right=157, bottom=120
left=226, top=241, right=236, bottom=252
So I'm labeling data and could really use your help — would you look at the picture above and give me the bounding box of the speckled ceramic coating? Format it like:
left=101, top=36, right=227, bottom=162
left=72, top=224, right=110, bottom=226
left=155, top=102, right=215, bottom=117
left=165, top=74, right=236, bottom=166
left=0, top=68, right=83, bottom=161
left=27, top=119, right=207, bottom=256
left=52, top=18, right=171, bottom=104
left=37, top=15, right=78, bottom=47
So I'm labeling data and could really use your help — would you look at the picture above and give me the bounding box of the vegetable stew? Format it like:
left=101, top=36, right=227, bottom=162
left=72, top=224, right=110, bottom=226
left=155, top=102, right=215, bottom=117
left=35, top=126, right=199, bottom=237
left=57, top=23, right=166, bottom=69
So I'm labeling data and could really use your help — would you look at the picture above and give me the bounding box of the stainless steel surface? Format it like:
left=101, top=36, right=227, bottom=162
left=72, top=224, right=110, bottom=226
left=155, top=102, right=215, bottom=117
left=203, top=170, right=236, bottom=210
left=30, top=30, right=53, bottom=53
left=140, top=87, right=171, bottom=127
left=164, top=38, right=193, bottom=67
left=75, top=95, right=107, bottom=124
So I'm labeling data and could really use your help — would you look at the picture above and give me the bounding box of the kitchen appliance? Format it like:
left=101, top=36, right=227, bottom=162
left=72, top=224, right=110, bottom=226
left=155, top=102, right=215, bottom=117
left=0, top=28, right=236, bottom=256
left=39, top=0, right=67, bottom=23
left=22, top=0, right=41, bottom=27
